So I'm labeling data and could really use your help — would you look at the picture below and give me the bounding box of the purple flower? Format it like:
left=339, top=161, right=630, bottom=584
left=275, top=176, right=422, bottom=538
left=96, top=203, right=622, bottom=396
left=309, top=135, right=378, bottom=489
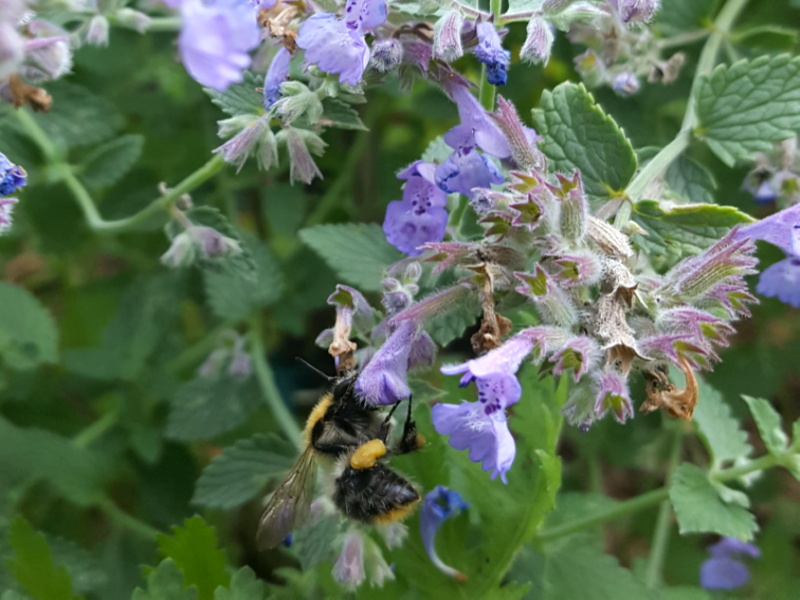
left=178, top=0, right=260, bottom=91
left=420, top=486, right=468, bottom=581
left=700, top=537, right=761, bottom=590
left=474, top=22, right=509, bottom=86
left=0, top=153, right=26, bottom=196
left=443, top=81, right=511, bottom=159
left=296, top=0, right=386, bottom=86
left=432, top=10, right=464, bottom=62
left=550, top=335, right=600, bottom=382
left=608, top=0, right=660, bottom=23
left=520, top=16, right=553, bottom=65
left=593, top=368, right=633, bottom=424
left=383, top=161, right=449, bottom=256
left=435, top=126, right=504, bottom=198
left=356, top=320, right=419, bottom=405
left=263, top=47, right=291, bottom=108
left=432, top=374, right=518, bottom=482
left=332, top=532, right=366, bottom=589
left=735, top=203, right=800, bottom=307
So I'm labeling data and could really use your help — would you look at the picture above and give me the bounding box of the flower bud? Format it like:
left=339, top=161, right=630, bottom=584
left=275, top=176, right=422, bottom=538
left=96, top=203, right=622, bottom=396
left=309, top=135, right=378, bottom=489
left=274, top=82, right=323, bottom=125
left=227, top=351, right=253, bottom=380
left=542, top=0, right=575, bottom=14
left=612, top=71, right=640, bottom=96
left=113, top=8, right=152, bottom=33
left=613, top=0, right=660, bottom=24
left=21, top=31, right=72, bottom=83
left=370, top=38, right=403, bottom=72
left=85, top=15, right=110, bottom=47
left=213, top=115, right=270, bottom=172
left=160, top=232, right=196, bottom=268
left=0, top=198, right=19, bottom=234
left=432, top=10, right=464, bottom=62
left=263, top=46, right=291, bottom=108
left=520, top=16, right=554, bottom=65
left=363, top=536, right=395, bottom=587
left=332, top=532, right=366, bottom=589
left=278, top=127, right=325, bottom=185
left=551, top=1, right=606, bottom=29
left=186, top=225, right=242, bottom=259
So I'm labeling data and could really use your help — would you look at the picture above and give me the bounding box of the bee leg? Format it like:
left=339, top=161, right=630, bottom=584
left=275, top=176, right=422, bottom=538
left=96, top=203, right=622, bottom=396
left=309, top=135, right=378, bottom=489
left=377, top=401, right=402, bottom=442
left=349, top=439, right=387, bottom=470
left=397, top=396, right=426, bottom=455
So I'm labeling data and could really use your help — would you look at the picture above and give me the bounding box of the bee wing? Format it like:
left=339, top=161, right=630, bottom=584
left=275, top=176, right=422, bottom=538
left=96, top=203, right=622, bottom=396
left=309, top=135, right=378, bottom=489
left=256, top=446, right=318, bottom=550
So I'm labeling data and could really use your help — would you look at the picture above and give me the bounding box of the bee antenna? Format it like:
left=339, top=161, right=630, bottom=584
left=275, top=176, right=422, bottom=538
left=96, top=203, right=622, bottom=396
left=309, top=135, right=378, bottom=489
left=295, top=357, right=335, bottom=381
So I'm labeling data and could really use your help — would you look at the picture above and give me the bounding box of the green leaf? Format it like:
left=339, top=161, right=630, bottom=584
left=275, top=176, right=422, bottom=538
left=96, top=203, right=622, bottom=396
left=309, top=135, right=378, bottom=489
left=6, top=517, right=81, bottom=600
left=669, top=463, right=758, bottom=539
left=31, top=81, right=123, bottom=148
left=532, top=82, right=637, bottom=199
left=693, top=379, right=752, bottom=468
left=131, top=559, right=198, bottom=600
left=742, top=395, right=789, bottom=456
left=299, top=223, right=403, bottom=292
left=63, top=273, right=181, bottom=380
left=0, top=282, right=58, bottom=370
left=193, top=434, right=296, bottom=509
left=203, top=238, right=284, bottom=321
left=48, top=537, right=108, bottom=596
left=0, top=418, right=107, bottom=506
left=76, top=134, right=144, bottom=190
left=695, top=55, right=800, bottom=166
left=665, top=155, right=717, bottom=205
left=213, top=567, right=267, bottom=600
left=631, top=200, right=754, bottom=269
left=542, top=539, right=657, bottom=600
left=731, top=26, right=799, bottom=52
left=205, top=72, right=264, bottom=117
left=166, top=376, right=262, bottom=442
left=653, top=0, right=716, bottom=36
left=291, top=514, right=340, bottom=571
left=320, top=98, right=367, bottom=131
left=157, top=517, right=229, bottom=600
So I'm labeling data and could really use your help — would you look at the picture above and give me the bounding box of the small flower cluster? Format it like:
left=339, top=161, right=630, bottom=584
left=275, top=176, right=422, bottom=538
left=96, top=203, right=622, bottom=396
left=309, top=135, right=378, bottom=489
left=328, top=89, right=758, bottom=484
left=197, top=330, right=253, bottom=380
left=700, top=537, right=761, bottom=591
left=0, top=152, right=26, bottom=234
left=160, top=204, right=242, bottom=268
left=568, top=0, right=684, bottom=97
left=742, top=138, right=800, bottom=206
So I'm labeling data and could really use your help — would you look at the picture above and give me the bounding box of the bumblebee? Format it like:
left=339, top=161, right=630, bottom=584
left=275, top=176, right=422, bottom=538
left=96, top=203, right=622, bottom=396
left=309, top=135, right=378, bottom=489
left=256, top=372, right=425, bottom=550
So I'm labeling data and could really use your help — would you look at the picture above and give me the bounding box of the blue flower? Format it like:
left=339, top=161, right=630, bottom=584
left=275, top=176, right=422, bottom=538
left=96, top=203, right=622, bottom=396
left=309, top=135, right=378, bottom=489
left=0, top=153, right=26, bottom=196
left=177, top=0, right=261, bottom=91
left=296, top=0, right=386, bottom=86
left=700, top=537, right=760, bottom=590
left=420, top=486, right=468, bottom=581
left=474, top=22, right=509, bottom=86
left=263, top=47, right=291, bottom=108
left=435, top=126, right=504, bottom=198
left=735, top=203, right=800, bottom=307
left=383, top=160, right=449, bottom=256
left=356, top=319, right=433, bottom=406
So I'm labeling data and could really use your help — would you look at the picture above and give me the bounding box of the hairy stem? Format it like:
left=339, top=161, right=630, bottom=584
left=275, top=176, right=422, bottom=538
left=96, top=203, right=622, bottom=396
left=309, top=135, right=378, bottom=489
left=535, top=447, right=783, bottom=543
left=623, top=0, right=750, bottom=204
left=15, top=107, right=225, bottom=233
left=249, top=318, right=304, bottom=447
left=478, top=0, right=504, bottom=111
left=98, top=498, right=162, bottom=539
left=644, top=428, right=683, bottom=589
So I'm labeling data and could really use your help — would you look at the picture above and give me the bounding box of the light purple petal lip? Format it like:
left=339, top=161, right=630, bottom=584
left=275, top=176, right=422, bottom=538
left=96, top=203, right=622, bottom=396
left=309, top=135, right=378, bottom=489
left=736, top=203, right=800, bottom=256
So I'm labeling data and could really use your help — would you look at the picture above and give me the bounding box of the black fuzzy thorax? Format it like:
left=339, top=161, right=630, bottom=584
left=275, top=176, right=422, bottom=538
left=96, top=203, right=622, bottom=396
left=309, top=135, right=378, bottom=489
left=333, top=464, right=419, bottom=522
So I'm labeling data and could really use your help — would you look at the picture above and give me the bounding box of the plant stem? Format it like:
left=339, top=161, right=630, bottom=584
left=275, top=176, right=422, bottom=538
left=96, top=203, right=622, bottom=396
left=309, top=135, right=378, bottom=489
left=623, top=0, right=750, bottom=205
left=644, top=427, right=683, bottom=589
left=657, top=29, right=711, bottom=50
left=248, top=318, right=303, bottom=447
left=97, top=498, right=162, bottom=539
left=535, top=445, right=782, bottom=543
left=478, top=0, right=504, bottom=112
left=72, top=411, right=119, bottom=448
left=15, top=107, right=226, bottom=233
